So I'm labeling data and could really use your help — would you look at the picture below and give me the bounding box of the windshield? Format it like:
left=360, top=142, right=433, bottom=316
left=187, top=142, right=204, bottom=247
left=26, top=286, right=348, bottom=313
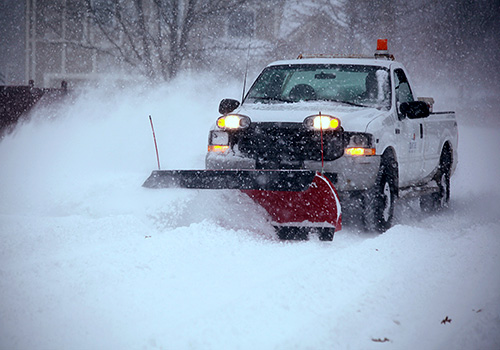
left=245, top=64, right=391, bottom=109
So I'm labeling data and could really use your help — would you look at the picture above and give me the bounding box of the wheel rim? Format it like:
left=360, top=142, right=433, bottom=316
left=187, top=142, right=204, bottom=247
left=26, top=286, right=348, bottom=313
left=382, top=181, right=392, bottom=222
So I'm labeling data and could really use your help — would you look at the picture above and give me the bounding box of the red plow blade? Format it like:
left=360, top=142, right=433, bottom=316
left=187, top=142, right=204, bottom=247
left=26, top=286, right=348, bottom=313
left=242, top=172, right=341, bottom=232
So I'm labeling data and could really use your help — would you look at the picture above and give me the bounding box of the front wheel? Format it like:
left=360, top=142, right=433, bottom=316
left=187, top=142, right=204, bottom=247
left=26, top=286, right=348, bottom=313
left=363, top=162, right=397, bottom=233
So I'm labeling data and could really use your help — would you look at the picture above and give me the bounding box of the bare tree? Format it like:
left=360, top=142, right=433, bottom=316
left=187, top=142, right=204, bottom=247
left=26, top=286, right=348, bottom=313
left=85, top=0, right=250, bottom=81
left=275, top=0, right=357, bottom=56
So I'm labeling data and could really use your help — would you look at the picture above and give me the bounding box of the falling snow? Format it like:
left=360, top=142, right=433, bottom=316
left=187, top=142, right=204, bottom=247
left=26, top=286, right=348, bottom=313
left=1, top=75, right=499, bottom=349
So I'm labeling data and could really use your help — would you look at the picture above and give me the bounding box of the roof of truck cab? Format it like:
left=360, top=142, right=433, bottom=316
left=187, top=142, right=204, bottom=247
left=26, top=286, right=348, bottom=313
left=267, top=57, right=395, bottom=69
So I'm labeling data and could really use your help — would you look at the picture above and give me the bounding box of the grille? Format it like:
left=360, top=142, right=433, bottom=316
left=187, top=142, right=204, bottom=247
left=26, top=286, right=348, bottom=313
left=236, top=122, right=344, bottom=168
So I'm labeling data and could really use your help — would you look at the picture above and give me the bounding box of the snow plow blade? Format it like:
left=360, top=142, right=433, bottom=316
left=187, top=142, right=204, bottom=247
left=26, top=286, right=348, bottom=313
left=142, top=169, right=318, bottom=191
left=142, top=169, right=341, bottom=238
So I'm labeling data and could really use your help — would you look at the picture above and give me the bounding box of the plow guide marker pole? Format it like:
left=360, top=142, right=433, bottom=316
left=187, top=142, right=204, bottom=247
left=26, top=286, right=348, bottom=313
left=319, top=111, right=324, bottom=174
left=149, top=115, right=161, bottom=170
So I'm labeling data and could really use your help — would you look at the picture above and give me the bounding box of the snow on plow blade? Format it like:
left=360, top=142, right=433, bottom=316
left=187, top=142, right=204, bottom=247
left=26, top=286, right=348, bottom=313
left=142, top=169, right=341, bottom=237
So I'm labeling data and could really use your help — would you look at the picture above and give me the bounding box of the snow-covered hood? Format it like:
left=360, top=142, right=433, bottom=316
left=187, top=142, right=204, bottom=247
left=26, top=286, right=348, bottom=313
left=234, top=102, right=388, bottom=132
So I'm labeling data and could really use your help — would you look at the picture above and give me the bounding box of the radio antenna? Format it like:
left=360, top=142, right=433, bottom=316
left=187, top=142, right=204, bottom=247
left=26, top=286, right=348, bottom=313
left=241, top=43, right=251, bottom=102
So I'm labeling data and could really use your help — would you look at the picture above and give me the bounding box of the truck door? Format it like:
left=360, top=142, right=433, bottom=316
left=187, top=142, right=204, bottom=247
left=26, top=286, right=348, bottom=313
left=394, top=68, right=424, bottom=186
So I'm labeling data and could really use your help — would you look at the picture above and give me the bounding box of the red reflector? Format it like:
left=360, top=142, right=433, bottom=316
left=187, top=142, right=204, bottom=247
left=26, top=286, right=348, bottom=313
left=377, top=39, right=388, bottom=51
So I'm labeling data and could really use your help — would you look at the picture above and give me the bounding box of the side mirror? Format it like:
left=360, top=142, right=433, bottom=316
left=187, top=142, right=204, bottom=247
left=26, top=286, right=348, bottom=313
left=219, top=99, right=240, bottom=114
left=399, top=101, right=430, bottom=119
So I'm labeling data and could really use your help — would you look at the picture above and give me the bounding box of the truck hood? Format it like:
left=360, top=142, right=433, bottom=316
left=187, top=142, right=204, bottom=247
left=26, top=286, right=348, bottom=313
left=234, top=102, right=388, bottom=132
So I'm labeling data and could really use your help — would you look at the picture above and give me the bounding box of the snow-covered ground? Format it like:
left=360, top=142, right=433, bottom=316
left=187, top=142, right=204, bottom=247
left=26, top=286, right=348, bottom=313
left=1, top=76, right=499, bottom=350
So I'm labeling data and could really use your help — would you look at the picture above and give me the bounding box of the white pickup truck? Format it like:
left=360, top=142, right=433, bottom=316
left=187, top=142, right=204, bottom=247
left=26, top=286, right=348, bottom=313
left=206, top=41, right=458, bottom=232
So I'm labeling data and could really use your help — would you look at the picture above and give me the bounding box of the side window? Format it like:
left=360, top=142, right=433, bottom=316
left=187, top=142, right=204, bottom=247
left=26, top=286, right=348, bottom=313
left=394, top=69, right=414, bottom=104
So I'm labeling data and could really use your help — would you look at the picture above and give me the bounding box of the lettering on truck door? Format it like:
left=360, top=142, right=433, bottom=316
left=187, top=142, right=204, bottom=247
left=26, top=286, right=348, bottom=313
left=394, top=68, right=424, bottom=186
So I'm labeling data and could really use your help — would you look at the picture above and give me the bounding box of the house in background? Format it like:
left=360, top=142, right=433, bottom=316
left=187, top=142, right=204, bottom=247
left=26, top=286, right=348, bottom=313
left=23, top=0, right=291, bottom=88
left=25, top=0, right=141, bottom=88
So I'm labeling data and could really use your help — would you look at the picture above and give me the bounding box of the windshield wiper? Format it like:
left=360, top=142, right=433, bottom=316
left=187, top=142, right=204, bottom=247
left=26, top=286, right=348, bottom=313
left=250, top=96, right=293, bottom=103
left=251, top=96, right=369, bottom=108
left=325, top=99, right=367, bottom=108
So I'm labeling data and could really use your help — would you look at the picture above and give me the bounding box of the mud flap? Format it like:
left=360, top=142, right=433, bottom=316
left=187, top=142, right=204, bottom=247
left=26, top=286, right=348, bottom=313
left=143, top=169, right=341, bottom=234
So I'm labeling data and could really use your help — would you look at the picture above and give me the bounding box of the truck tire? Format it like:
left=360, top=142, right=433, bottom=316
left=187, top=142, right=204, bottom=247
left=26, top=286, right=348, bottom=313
left=363, top=156, right=397, bottom=232
left=317, top=227, right=334, bottom=241
left=276, top=226, right=308, bottom=240
left=420, top=147, right=451, bottom=212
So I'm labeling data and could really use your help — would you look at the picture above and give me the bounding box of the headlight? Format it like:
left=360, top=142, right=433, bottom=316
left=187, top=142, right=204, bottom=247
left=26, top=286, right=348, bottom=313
left=304, top=114, right=340, bottom=131
left=345, top=132, right=376, bottom=156
left=216, top=114, right=251, bottom=129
